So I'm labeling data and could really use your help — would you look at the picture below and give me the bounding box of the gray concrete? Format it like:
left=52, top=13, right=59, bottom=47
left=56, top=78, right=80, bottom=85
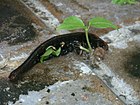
left=0, top=0, right=140, bottom=105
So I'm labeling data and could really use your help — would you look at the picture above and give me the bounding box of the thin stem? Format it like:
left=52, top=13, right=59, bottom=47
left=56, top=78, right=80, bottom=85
left=85, top=28, right=92, bottom=52
left=79, top=45, right=89, bottom=53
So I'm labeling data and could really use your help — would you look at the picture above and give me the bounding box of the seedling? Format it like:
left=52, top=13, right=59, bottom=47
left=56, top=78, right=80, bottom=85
left=40, top=16, right=117, bottom=63
left=57, top=16, right=117, bottom=52
left=112, top=0, right=136, bottom=5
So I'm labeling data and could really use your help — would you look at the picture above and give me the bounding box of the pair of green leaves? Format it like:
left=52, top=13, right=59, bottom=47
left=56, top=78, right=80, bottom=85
left=57, top=16, right=117, bottom=53
left=40, top=46, right=61, bottom=63
left=57, top=16, right=117, bottom=31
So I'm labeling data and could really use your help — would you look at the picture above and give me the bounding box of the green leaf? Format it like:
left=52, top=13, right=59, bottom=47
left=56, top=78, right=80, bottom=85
left=40, top=46, right=61, bottom=63
left=40, top=46, right=54, bottom=63
left=57, top=16, right=86, bottom=30
left=52, top=47, right=61, bottom=56
left=89, top=17, right=118, bottom=29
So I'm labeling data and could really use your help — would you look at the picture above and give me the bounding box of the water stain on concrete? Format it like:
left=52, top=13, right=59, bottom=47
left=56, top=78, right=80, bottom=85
left=0, top=78, right=47, bottom=105
left=125, top=50, right=140, bottom=78
left=0, top=1, right=36, bottom=45
left=104, top=41, right=140, bottom=100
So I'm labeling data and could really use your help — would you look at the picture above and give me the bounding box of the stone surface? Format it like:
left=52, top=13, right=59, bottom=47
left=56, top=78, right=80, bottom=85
left=42, top=0, right=140, bottom=35
left=9, top=79, right=122, bottom=105
left=0, top=0, right=37, bottom=45
left=102, top=24, right=140, bottom=104
left=0, top=0, right=140, bottom=105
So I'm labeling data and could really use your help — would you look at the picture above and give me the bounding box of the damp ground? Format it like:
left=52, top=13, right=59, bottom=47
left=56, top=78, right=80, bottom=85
left=0, top=0, right=37, bottom=45
left=0, top=0, right=140, bottom=105
left=104, top=41, right=140, bottom=97
left=0, top=53, right=123, bottom=105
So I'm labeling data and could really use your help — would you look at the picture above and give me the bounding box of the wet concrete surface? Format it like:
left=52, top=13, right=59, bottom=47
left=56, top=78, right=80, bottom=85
left=0, top=0, right=140, bottom=105
left=0, top=53, right=124, bottom=105
left=104, top=41, right=140, bottom=100
left=124, top=45, right=140, bottom=78
left=0, top=78, right=47, bottom=105
left=0, top=0, right=37, bottom=45
left=99, top=24, right=140, bottom=104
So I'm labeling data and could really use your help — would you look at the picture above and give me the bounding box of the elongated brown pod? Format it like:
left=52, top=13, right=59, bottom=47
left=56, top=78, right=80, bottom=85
left=8, top=32, right=108, bottom=81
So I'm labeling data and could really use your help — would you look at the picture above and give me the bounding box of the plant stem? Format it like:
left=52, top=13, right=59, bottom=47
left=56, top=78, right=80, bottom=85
left=85, top=28, right=92, bottom=52
left=79, top=45, right=90, bottom=53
